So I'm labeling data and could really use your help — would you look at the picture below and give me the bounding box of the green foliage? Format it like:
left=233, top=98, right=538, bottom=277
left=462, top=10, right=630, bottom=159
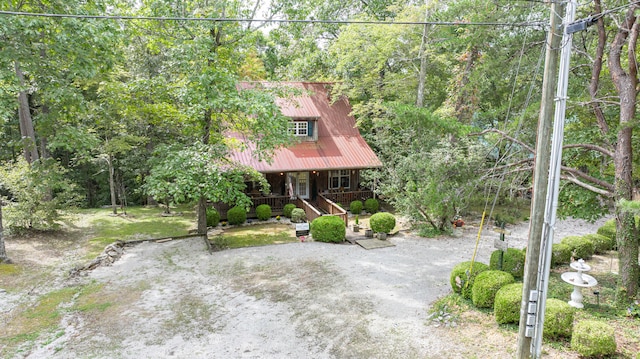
left=596, top=219, right=616, bottom=243
left=561, top=235, right=595, bottom=260
left=283, top=204, right=296, bottom=218
left=255, top=204, right=272, bottom=221
left=349, top=200, right=363, bottom=215
left=471, top=270, right=515, bottom=309
left=551, top=243, right=572, bottom=267
left=571, top=320, right=617, bottom=358
left=583, top=233, right=615, bottom=254
left=557, top=183, right=611, bottom=221
left=494, top=282, right=523, bottom=324
left=206, top=208, right=220, bottom=227
left=310, top=216, right=346, bottom=243
left=227, top=206, right=247, bottom=226
left=543, top=299, right=574, bottom=340
left=489, top=248, right=525, bottom=279
left=450, top=261, right=489, bottom=300
left=369, top=212, right=396, bottom=233
left=364, top=198, right=379, bottom=214
left=291, top=208, right=306, bottom=223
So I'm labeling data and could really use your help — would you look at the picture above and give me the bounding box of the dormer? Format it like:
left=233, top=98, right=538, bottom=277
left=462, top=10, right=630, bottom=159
left=289, top=117, right=318, bottom=142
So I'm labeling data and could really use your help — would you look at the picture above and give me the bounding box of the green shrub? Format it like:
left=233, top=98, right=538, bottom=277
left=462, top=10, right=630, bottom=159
left=364, top=198, right=379, bottom=214
left=596, top=219, right=616, bottom=243
left=544, top=298, right=574, bottom=340
left=311, top=216, right=346, bottom=243
left=551, top=243, right=572, bottom=267
left=471, top=270, right=515, bottom=308
left=206, top=208, right=220, bottom=227
left=283, top=203, right=296, bottom=218
left=255, top=204, right=272, bottom=221
left=583, top=233, right=615, bottom=254
left=349, top=200, right=363, bottom=215
left=369, top=212, right=396, bottom=233
left=560, top=235, right=595, bottom=260
left=291, top=208, right=306, bottom=223
left=571, top=320, right=617, bottom=358
left=227, top=206, right=247, bottom=225
left=450, top=261, right=490, bottom=299
left=494, top=282, right=523, bottom=324
left=489, top=248, right=525, bottom=279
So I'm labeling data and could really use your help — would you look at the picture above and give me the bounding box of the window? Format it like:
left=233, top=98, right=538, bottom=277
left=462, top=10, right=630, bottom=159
left=289, top=121, right=308, bottom=136
left=329, top=170, right=350, bottom=189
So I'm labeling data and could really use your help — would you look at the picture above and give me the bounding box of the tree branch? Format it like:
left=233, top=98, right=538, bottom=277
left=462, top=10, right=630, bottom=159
left=468, top=128, right=534, bottom=154
left=560, top=175, right=613, bottom=197
left=561, top=166, right=615, bottom=193
left=562, top=143, right=614, bottom=158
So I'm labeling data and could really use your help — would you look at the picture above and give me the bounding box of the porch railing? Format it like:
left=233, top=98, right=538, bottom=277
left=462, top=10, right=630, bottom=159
left=322, top=190, right=374, bottom=206
left=317, top=195, right=348, bottom=226
left=296, top=198, right=323, bottom=223
left=213, top=195, right=295, bottom=220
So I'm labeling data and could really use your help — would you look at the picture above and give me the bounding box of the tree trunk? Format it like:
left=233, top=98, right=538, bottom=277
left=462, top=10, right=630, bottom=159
left=609, top=5, right=640, bottom=300
left=197, top=196, right=208, bottom=237
left=108, top=154, right=118, bottom=215
left=0, top=201, right=10, bottom=264
left=14, top=61, right=39, bottom=164
left=416, top=21, right=429, bottom=107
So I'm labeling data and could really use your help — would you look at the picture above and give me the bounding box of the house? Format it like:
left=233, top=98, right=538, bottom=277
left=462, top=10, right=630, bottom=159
left=221, top=82, right=382, bottom=224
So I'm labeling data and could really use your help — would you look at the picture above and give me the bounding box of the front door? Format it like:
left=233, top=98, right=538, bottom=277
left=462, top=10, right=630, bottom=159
left=288, top=172, right=309, bottom=199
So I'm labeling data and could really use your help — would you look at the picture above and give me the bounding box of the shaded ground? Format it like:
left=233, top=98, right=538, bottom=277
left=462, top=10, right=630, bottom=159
left=1, top=217, right=614, bottom=358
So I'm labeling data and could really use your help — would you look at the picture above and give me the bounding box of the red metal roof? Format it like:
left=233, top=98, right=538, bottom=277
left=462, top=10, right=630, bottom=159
left=230, top=82, right=382, bottom=173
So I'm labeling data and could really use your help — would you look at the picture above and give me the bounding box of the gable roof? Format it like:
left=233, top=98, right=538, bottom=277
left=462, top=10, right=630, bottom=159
left=230, top=82, right=382, bottom=173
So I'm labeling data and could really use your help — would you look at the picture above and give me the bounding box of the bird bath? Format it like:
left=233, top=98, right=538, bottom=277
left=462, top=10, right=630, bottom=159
left=560, top=259, right=598, bottom=309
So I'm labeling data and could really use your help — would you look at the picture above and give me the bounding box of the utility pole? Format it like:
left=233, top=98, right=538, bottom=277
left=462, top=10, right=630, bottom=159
left=515, top=1, right=565, bottom=357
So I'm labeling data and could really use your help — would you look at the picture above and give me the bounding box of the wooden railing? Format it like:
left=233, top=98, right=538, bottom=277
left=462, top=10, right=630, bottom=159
left=317, top=195, right=348, bottom=226
left=296, top=198, right=323, bottom=223
left=322, top=190, right=374, bottom=206
left=213, top=196, right=295, bottom=220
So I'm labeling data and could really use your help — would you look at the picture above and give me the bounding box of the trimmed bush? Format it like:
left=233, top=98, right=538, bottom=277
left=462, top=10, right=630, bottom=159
left=206, top=208, right=220, bottom=227
left=349, top=200, right=363, bottom=215
left=311, top=216, right=346, bottom=243
left=369, top=212, right=396, bottom=234
left=291, top=208, right=306, bottom=223
left=450, top=261, right=490, bottom=299
left=494, top=282, right=523, bottom=324
left=583, top=233, right=615, bottom=254
left=227, top=206, right=247, bottom=226
left=255, top=204, right=272, bottom=221
left=471, top=270, right=515, bottom=308
left=571, top=320, right=617, bottom=358
left=544, top=298, right=574, bottom=340
left=489, top=248, right=525, bottom=279
left=283, top=203, right=296, bottom=218
left=364, top=198, right=379, bottom=214
left=560, top=235, right=595, bottom=260
left=596, top=219, right=616, bottom=242
left=551, top=243, right=572, bottom=267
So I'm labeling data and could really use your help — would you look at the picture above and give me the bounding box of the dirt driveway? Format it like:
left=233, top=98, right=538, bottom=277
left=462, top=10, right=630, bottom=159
left=5, top=218, right=606, bottom=358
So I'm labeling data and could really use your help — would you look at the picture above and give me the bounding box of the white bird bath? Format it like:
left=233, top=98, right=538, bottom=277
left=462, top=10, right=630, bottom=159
left=560, top=259, right=598, bottom=309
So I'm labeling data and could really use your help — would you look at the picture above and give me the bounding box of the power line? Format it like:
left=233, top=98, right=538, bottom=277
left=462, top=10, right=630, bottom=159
left=0, top=10, right=547, bottom=28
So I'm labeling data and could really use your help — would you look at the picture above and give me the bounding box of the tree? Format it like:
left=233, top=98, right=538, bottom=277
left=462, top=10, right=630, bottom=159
left=0, top=199, right=10, bottom=263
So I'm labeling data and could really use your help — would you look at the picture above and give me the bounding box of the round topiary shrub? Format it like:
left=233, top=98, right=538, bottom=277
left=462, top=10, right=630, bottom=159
left=255, top=204, right=272, bottom=221
left=283, top=203, right=296, bottom=218
left=571, top=320, right=617, bottom=358
left=560, top=235, right=595, bottom=260
left=471, top=270, right=515, bottom=308
left=596, top=219, right=616, bottom=243
left=450, top=261, right=490, bottom=299
left=369, top=212, right=396, bottom=234
left=291, top=208, right=306, bottom=223
left=583, top=233, right=615, bottom=254
left=494, top=282, right=523, bottom=324
left=227, top=206, right=247, bottom=226
left=544, top=298, right=574, bottom=340
left=349, top=200, right=363, bottom=215
left=311, top=216, right=346, bottom=243
left=551, top=243, right=572, bottom=267
left=364, top=198, right=379, bottom=214
left=489, top=248, right=525, bottom=279
left=206, top=208, right=220, bottom=227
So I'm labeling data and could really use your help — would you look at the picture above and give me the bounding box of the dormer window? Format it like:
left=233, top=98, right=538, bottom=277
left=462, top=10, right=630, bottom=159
left=289, top=119, right=317, bottom=141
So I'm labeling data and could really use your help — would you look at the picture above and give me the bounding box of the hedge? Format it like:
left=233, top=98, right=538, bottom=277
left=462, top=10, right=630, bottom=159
left=494, top=282, right=523, bottom=324
left=227, top=206, right=247, bottom=225
left=255, top=204, right=272, bottom=221
left=544, top=298, right=574, bottom=340
left=551, top=243, right=572, bottom=267
left=364, top=198, right=379, bottom=214
left=560, top=235, right=594, bottom=260
left=596, top=219, right=616, bottom=242
left=283, top=203, right=296, bottom=218
left=310, top=216, right=346, bottom=243
left=206, top=208, right=220, bottom=227
left=489, top=248, right=525, bottom=279
left=369, top=212, right=396, bottom=234
left=571, top=320, right=617, bottom=358
left=349, top=200, right=363, bottom=215
left=450, top=261, right=489, bottom=300
left=291, top=208, right=306, bottom=223
left=471, top=270, right=515, bottom=308
left=582, top=233, right=615, bottom=254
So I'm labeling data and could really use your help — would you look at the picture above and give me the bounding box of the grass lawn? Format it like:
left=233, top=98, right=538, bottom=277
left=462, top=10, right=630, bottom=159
left=210, top=223, right=298, bottom=250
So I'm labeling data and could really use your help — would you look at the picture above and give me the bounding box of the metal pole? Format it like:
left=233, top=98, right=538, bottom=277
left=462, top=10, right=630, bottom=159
left=531, top=1, right=576, bottom=357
